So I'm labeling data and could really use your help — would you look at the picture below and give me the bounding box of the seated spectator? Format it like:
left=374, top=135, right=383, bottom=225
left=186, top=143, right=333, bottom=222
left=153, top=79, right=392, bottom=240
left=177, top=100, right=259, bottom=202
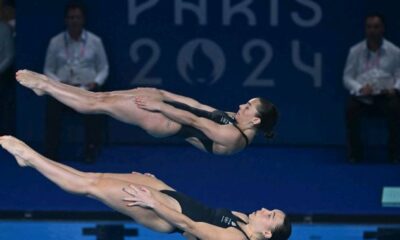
left=343, top=13, right=400, bottom=163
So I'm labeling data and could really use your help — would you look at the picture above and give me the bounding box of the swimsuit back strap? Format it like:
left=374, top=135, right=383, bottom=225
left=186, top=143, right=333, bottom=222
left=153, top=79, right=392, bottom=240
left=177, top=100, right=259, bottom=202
left=232, top=124, right=249, bottom=147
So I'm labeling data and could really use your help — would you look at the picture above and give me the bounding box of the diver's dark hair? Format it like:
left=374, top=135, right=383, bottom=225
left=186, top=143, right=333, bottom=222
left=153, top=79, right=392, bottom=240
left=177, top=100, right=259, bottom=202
left=255, top=98, right=279, bottom=139
left=269, top=215, right=292, bottom=240
left=64, top=1, right=87, bottom=18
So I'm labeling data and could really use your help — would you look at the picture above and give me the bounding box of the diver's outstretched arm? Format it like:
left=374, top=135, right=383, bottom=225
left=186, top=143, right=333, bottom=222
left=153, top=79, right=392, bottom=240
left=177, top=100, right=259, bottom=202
left=135, top=96, right=237, bottom=146
left=160, top=90, right=216, bottom=112
left=123, top=185, right=237, bottom=240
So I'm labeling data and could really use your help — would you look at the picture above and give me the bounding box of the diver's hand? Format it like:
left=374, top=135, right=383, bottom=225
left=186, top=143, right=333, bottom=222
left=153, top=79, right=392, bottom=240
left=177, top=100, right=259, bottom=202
left=123, top=185, right=156, bottom=208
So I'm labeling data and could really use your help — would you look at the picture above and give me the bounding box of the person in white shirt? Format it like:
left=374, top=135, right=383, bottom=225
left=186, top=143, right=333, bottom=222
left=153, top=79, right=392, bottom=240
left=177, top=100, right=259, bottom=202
left=44, top=2, right=109, bottom=163
left=343, top=13, right=400, bottom=163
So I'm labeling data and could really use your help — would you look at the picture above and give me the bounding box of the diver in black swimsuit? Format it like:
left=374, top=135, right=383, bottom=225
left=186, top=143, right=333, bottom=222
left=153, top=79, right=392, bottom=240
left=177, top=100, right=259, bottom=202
left=134, top=95, right=277, bottom=155
left=16, top=69, right=278, bottom=155
left=2, top=135, right=291, bottom=240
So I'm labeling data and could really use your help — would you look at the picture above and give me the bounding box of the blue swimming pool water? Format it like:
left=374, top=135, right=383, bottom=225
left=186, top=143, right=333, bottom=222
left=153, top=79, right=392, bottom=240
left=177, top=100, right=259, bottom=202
left=0, top=221, right=399, bottom=240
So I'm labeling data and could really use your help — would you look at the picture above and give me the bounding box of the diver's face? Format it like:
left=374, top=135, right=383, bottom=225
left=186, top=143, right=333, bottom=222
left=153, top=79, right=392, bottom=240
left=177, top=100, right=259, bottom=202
left=235, top=98, right=260, bottom=124
left=249, top=208, right=285, bottom=238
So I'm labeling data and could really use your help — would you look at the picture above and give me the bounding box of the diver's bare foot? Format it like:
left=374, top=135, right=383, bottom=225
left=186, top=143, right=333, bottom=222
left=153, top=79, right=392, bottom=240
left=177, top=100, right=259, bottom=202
left=15, top=69, right=48, bottom=96
left=0, top=135, right=36, bottom=167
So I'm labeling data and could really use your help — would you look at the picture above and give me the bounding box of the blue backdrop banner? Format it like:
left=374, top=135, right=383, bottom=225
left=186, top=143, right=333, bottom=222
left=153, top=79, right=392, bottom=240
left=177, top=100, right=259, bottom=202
left=16, top=0, right=399, bottom=145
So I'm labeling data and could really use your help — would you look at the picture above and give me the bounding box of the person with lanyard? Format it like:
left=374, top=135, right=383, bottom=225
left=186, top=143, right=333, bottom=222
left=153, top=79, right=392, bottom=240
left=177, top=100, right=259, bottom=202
left=0, top=135, right=292, bottom=240
left=343, top=13, right=400, bottom=163
left=43, top=2, right=109, bottom=163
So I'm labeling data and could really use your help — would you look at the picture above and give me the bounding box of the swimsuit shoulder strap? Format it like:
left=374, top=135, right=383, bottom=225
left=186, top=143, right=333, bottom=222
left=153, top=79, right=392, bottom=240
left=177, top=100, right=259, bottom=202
left=234, top=218, right=251, bottom=240
left=232, top=124, right=249, bottom=147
